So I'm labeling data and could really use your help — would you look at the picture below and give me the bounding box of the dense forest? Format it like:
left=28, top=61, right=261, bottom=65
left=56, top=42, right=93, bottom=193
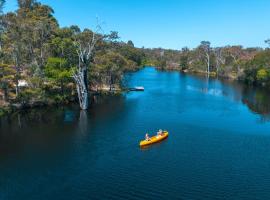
left=0, top=0, right=270, bottom=115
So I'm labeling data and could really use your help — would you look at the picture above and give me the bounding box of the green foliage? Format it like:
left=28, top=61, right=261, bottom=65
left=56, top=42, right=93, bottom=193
left=0, top=64, right=16, bottom=100
left=93, top=52, right=128, bottom=90
left=17, top=88, right=44, bottom=104
left=244, top=50, right=270, bottom=85
left=256, top=69, right=269, bottom=82
left=0, top=64, right=16, bottom=81
left=0, top=0, right=5, bottom=13
left=17, top=0, right=36, bottom=9
left=117, top=44, right=145, bottom=67
left=180, top=54, right=188, bottom=70
left=127, top=40, right=134, bottom=47
left=45, top=57, right=72, bottom=82
left=45, top=57, right=73, bottom=96
left=49, top=28, right=77, bottom=65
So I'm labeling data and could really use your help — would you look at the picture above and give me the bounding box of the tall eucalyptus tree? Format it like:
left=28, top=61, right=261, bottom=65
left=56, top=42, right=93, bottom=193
left=73, top=28, right=102, bottom=110
left=213, top=47, right=225, bottom=76
left=199, top=41, right=211, bottom=76
left=72, top=26, right=119, bottom=110
left=17, top=0, right=36, bottom=9
left=0, top=0, right=4, bottom=11
left=0, top=0, right=5, bottom=53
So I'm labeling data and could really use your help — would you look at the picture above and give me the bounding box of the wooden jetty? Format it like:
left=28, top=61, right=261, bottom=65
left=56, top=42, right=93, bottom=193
left=128, top=86, right=145, bottom=91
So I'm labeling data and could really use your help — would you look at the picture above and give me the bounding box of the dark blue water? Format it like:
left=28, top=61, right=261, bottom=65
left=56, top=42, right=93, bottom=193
left=1, top=67, right=270, bottom=200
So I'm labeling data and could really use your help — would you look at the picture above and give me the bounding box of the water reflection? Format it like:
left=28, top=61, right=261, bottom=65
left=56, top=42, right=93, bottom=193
left=182, top=73, right=270, bottom=122
left=0, top=94, right=128, bottom=164
left=242, top=86, right=270, bottom=122
left=78, top=110, right=88, bottom=135
left=221, top=81, right=270, bottom=122
left=186, top=85, right=224, bottom=97
left=0, top=106, right=79, bottom=162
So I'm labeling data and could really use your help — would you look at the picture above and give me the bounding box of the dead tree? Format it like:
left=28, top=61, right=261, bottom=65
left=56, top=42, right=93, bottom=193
left=214, top=47, right=225, bottom=76
left=199, top=41, right=211, bottom=76
left=73, top=26, right=102, bottom=110
left=227, top=46, right=243, bottom=75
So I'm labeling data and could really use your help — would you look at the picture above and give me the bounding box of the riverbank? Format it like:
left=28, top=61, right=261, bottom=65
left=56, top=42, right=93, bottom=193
left=0, top=86, right=124, bottom=117
left=0, top=97, right=75, bottom=117
left=159, top=67, right=218, bottom=77
left=156, top=66, right=238, bottom=80
left=181, top=69, right=239, bottom=80
left=0, top=65, right=146, bottom=117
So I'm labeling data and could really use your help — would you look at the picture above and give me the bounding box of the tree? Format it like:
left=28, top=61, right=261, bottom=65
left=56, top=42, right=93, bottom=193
left=73, top=27, right=102, bottom=110
left=0, top=0, right=5, bottom=52
left=243, top=50, right=270, bottom=85
left=28, top=4, right=58, bottom=67
left=94, top=52, right=128, bottom=91
left=117, top=44, right=145, bottom=66
left=0, top=64, right=16, bottom=101
left=1, top=0, right=58, bottom=100
left=199, top=41, right=211, bottom=75
left=0, top=0, right=5, bottom=13
left=72, top=26, right=123, bottom=109
left=8, top=3, right=58, bottom=70
left=45, top=57, right=72, bottom=95
left=17, top=0, right=36, bottom=9
left=70, top=25, right=81, bottom=35
left=49, top=27, right=77, bottom=65
left=127, top=40, right=134, bottom=47
left=180, top=47, right=189, bottom=70
left=256, top=68, right=269, bottom=83
left=213, top=47, right=225, bottom=76
left=226, top=46, right=243, bottom=74
left=3, top=12, right=24, bottom=97
left=265, top=39, right=270, bottom=48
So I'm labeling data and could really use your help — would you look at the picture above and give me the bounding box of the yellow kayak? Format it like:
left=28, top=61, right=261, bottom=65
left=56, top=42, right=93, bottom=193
left=140, top=131, right=169, bottom=147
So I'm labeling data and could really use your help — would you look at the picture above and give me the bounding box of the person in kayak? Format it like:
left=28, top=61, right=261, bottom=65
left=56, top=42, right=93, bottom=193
left=145, top=133, right=150, bottom=141
left=157, top=129, right=163, bottom=136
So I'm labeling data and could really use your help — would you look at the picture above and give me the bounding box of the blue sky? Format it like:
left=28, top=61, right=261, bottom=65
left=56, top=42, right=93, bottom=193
left=4, top=0, right=270, bottom=49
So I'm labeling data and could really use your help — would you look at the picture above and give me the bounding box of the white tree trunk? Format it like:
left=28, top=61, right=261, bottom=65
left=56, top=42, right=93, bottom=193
left=73, top=24, right=103, bottom=110
left=206, top=53, right=210, bottom=76
left=73, top=69, right=88, bottom=110
left=231, top=56, right=241, bottom=75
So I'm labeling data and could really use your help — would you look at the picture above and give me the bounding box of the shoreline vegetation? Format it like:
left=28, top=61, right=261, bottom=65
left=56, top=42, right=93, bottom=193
left=1, top=0, right=270, bottom=116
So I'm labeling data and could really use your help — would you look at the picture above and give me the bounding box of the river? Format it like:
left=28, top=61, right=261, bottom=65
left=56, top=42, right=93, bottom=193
left=1, top=67, right=270, bottom=200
